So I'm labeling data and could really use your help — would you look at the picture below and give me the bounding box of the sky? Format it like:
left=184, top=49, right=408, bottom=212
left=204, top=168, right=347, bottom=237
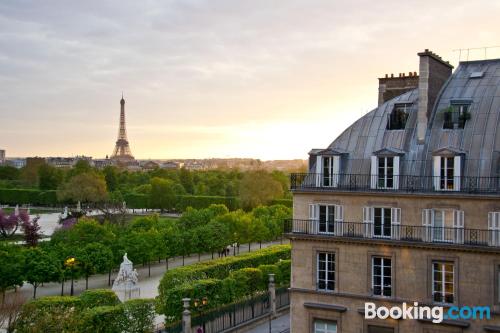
left=1, top=0, right=500, bottom=160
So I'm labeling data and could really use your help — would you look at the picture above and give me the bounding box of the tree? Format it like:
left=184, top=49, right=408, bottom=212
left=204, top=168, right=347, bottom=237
left=149, top=177, right=176, bottom=212
left=51, top=218, right=116, bottom=248
left=0, top=209, right=19, bottom=238
left=20, top=157, right=45, bottom=187
left=38, top=164, right=63, bottom=190
left=239, top=170, right=284, bottom=210
left=103, top=166, right=119, bottom=192
left=20, top=212, right=42, bottom=247
left=24, top=247, right=59, bottom=298
left=179, top=168, right=194, bottom=194
left=77, top=243, right=114, bottom=289
left=0, top=244, right=24, bottom=303
left=57, top=173, right=108, bottom=203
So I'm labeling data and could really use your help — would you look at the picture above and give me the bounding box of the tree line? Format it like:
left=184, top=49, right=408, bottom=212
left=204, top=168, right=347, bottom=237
left=0, top=160, right=293, bottom=210
left=0, top=204, right=291, bottom=300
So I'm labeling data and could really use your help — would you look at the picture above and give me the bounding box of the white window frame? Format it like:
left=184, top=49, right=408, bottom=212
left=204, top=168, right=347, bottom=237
left=314, top=320, right=337, bottom=333
left=433, top=155, right=461, bottom=191
left=317, top=252, right=335, bottom=292
left=316, top=155, right=340, bottom=187
left=422, top=209, right=464, bottom=244
left=309, top=204, right=343, bottom=235
left=371, top=155, right=399, bottom=189
left=372, top=257, right=392, bottom=297
left=488, top=212, right=500, bottom=247
left=364, top=207, right=400, bottom=240
left=432, top=261, right=455, bottom=304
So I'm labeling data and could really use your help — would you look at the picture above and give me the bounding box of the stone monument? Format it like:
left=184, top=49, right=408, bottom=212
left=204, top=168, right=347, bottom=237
left=112, top=253, right=140, bottom=301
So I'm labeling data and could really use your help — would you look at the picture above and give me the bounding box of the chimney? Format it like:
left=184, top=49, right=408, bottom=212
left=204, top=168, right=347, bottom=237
left=416, top=49, right=453, bottom=144
left=378, top=71, right=419, bottom=106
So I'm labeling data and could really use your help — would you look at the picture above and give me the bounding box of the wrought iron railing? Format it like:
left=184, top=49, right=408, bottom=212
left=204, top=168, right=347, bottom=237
left=290, top=173, right=500, bottom=194
left=284, top=219, right=500, bottom=248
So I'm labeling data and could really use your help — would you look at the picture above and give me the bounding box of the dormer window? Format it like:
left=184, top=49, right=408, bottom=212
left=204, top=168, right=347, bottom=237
left=387, top=103, right=410, bottom=130
left=432, top=153, right=462, bottom=191
left=370, top=149, right=403, bottom=190
left=315, top=155, right=340, bottom=187
left=443, top=102, right=471, bottom=129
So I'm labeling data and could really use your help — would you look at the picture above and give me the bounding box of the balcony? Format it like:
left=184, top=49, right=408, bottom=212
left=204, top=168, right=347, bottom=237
left=290, top=173, right=500, bottom=195
left=284, top=219, right=500, bottom=248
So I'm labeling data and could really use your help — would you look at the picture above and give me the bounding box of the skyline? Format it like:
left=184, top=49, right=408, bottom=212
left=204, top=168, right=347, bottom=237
left=1, top=1, right=500, bottom=160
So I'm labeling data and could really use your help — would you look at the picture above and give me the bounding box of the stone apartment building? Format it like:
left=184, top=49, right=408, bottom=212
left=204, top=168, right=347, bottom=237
left=287, top=50, right=500, bottom=333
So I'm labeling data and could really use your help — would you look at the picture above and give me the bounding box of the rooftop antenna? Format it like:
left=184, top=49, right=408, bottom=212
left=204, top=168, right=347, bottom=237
left=453, top=45, right=500, bottom=62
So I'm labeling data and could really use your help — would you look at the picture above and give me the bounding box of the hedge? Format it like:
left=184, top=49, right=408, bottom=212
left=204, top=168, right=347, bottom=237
left=269, top=199, right=292, bottom=208
left=79, top=289, right=120, bottom=308
left=257, top=264, right=281, bottom=288
left=79, top=305, right=126, bottom=333
left=124, top=193, right=241, bottom=211
left=16, top=295, right=156, bottom=333
left=157, top=245, right=290, bottom=316
left=158, top=245, right=290, bottom=292
left=16, top=296, right=82, bottom=333
left=276, top=259, right=291, bottom=284
left=0, top=188, right=58, bottom=206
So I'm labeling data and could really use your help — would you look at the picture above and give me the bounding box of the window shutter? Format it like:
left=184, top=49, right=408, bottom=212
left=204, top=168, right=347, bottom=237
left=370, top=156, right=378, bottom=189
left=433, top=156, right=441, bottom=190
left=308, top=204, right=318, bottom=234
left=453, top=210, right=464, bottom=244
left=332, top=156, right=340, bottom=188
left=391, top=208, right=401, bottom=240
left=315, top=155, right=322, bottom=187
left=489, top=212, right=500, bottom=246
left=334, top=205, right=344, bottom=236
left=393, top=156, right=400, bottom=190
left=363, top=206, right=374, bottom=238
left=453, top=155, right=461, bottom=191
left=422, top=209, right=433, bottom=242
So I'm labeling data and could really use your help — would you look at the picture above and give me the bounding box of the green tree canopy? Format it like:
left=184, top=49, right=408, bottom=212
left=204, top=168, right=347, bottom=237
left=57, top=173, right=108, bottom=203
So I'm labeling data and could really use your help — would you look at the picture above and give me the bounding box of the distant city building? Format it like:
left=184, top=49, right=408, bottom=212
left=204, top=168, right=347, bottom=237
left=141, top=160, right=159, bottom=170
left=93, top=158, right=115, bottom=169
left=111, top=94, right=135, bottom=164
left=6, top=158, right=26, bottom=169
left=160, top=161, right=182, bottom=170
left=0, top=149, right=5, bottom=164
left=46, top=155, right=93, bottom=168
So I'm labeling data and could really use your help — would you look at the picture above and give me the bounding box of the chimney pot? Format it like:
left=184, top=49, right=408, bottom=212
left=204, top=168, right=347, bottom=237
left=391, top=73, right=394, bottom=78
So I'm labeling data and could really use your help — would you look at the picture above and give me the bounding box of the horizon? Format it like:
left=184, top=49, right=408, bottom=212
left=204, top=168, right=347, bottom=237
left=1, top=1, right=500, bottom=160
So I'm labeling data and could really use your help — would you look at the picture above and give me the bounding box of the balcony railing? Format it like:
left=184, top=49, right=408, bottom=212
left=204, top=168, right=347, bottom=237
left=290, top=173, right=500, bottom=194
left=284, top=219, right=500, bottom=248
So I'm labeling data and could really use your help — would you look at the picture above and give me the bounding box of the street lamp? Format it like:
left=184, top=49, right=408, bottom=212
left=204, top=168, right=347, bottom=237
left=64, top=257, right=77, bottom=296
left=193, top=297, right=208, bottom=332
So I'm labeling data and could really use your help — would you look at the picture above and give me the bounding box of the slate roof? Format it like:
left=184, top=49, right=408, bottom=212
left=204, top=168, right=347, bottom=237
left=313, top=59, right=500, bottom=178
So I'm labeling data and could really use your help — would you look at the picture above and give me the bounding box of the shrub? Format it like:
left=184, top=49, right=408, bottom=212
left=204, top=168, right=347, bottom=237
left=159, top=245, right=290, bottom=291
left=78, top=305, right=126, bottom=333
left=276, top=259, right=291, bottom=284
left=16, top=296, right=82, bottom=333
left=122, top=299, right=156, bottom=333
left=79, top=289, right=120, bottom=308
left=257, top=264, right=281, bottom=288
left=229, top=268, right=263, bottom=297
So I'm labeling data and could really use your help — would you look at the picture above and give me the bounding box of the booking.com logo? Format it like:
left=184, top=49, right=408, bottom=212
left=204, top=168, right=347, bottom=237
left=365, top=302, right=491, bottom=323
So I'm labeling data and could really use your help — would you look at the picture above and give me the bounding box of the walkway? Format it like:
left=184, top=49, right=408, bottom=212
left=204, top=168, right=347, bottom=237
left=11, top=240, right=288, bottom=300
left=245, top=313, right=290, bottom=333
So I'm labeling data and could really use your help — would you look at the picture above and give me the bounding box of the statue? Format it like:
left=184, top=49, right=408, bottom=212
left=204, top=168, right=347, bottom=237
left=112, top=253, right=140, bottom=301
left=76, top=201, right=81, bottom=213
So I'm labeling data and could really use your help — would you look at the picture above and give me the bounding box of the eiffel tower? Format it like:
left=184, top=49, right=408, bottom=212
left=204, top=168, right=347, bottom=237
left=111, top=94, right=135, bottom=162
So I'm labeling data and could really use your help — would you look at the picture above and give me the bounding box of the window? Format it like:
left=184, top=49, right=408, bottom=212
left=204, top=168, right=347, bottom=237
left=433, top=155, right=461, bottom=191
left=374, top=208, right=392, bottom=238
left=368, top=326, right=394, bottom=333
left=319, top=205, right=335, bottom=234
left=387, top=104, right=410, bottom=130
left=440, top=157, right=454, bottom=190
left=488, top=212, right=500, bottom=246
left=443, top=103, right=470, bottom=129
left=371, top=155, right=400, bottom=190
left=315, top=155, right=340, bottom=187
left=309, top=204, right=343, bottom=235
left=432, top=262, right=454, bottom=304
left=317, top=252, right=335, bottom=291
left=497, top=265, right=500, bottom=304
left=422, top=209, right=464, bottom=243
left=378, top=157, right=394, bottom=188
left=364, top=207, right=401, bottom=239
left=314, top=320, right=337, bottom=333
left=372, top=257, right=392, bottom=297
